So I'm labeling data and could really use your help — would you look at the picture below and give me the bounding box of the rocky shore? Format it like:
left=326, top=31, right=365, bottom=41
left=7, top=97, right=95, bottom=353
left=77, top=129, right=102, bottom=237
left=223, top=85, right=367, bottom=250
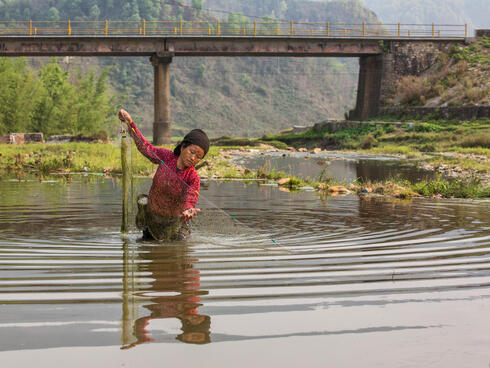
left=209, top=145, right=489, bottom=199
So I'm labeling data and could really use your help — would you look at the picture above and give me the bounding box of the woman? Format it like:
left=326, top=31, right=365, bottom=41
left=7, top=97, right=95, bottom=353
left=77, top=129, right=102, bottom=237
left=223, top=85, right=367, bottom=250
left=118, top=109, right=209, bottom=241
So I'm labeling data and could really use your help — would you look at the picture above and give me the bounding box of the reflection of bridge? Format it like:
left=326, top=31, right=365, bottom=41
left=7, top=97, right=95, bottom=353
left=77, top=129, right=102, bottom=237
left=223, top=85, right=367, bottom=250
left=0, top=21, right=468, bottom=144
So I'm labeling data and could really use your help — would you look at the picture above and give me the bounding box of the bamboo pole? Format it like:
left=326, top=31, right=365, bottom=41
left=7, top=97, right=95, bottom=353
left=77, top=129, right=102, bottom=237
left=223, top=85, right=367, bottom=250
left=120, top=130, right=131, bottom=233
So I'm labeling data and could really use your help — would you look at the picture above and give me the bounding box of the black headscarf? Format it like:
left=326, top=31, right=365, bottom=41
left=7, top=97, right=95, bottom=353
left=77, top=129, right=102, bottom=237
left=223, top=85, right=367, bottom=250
left=173, top=129, right=210, bottom=157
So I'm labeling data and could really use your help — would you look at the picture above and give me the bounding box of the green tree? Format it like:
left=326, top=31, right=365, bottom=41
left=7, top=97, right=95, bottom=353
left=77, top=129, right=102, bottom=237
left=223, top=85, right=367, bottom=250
left=89, top=4, right=101, bottom=20
left=71, top=68, right=116, bottom=135
left=227, top=12, right=250, bottom=34
left=32, top=59, right=75, bottom=136
left=0, top=58, right=39, bottom=134
left=46, top=7, right=60, bottom=21
left=191, top=0, right=204, bottom=14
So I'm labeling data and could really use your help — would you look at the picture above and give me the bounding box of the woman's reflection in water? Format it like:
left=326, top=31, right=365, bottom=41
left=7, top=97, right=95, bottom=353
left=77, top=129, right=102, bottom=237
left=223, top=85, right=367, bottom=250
left=122, top=243, right=210, bottom=348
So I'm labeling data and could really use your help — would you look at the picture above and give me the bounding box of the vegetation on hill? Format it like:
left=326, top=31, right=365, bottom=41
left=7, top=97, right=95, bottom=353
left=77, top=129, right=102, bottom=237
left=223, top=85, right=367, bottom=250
left=362, top=0, right=490, bottom=30
left=0, top=0, right=380, bottom=137
left=395, top=37, right=489, bottom=107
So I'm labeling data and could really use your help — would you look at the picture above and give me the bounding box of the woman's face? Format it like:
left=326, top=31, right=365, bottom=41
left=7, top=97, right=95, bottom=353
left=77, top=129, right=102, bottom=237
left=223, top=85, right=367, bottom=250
left=180, top=144, right=205, bottom=168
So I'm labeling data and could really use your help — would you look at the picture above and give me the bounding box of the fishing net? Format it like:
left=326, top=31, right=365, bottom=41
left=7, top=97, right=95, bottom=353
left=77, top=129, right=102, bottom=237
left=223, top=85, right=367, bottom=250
left=119, top=119, right=283, bottom=250
left=140, top=161, right=279, bottom=248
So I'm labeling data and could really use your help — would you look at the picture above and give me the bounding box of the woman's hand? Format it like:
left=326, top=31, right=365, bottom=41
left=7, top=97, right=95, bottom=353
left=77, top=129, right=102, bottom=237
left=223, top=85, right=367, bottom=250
left=182, top=208, right=200, bottom=221
left=118, top=109, right=133, bottom=125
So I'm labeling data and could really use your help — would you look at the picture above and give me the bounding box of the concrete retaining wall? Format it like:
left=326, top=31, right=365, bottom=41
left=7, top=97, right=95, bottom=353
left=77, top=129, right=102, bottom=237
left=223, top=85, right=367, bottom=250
left=475, top=29, right=490, bottom=38
left=0, top=133, right=44, bottom=144
left=312, top=120, right=404, bottom=133
left=380, top=106, right=490, bottom=120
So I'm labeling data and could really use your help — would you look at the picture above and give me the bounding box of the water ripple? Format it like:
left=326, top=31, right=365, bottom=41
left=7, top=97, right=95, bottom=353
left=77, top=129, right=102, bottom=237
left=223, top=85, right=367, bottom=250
left=0, top=178, right=488, bottom=353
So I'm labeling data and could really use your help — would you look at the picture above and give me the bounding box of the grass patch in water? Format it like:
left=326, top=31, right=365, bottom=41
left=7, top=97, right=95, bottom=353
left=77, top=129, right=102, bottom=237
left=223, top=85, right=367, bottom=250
left=256, top=162, right=287, bottom=180
left=211, top=136, right=288, bottom=150
left=351, top=176, right=489, bottom=199
left=411, top=176, right=489, bottom=199
left=425, top=155, right=489, bottom=172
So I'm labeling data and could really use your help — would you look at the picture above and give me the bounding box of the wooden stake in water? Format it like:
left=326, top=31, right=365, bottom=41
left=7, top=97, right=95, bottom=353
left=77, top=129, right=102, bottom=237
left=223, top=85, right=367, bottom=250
left=121, top=239, right=138, bottom=346
left=121, top=129, right=131, bottom=233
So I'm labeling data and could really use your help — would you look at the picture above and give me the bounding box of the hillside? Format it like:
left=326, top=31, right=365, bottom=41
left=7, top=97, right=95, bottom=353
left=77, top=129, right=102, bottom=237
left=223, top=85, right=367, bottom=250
left=362, top=0, right=490, bottom=31
left=0, top=0, right=379, bottom=138
left=394, top=37, right=489, bottom=108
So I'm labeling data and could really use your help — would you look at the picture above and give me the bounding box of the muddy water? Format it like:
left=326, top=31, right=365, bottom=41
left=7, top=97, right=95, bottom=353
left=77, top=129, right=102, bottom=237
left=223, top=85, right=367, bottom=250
left=235, top=151, right=437, bottom=183
left=0, top=176, right=489, bottom=367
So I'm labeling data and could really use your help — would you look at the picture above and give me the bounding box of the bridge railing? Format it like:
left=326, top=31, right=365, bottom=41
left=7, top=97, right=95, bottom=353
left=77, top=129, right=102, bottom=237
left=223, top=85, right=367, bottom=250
left=0, top=20, right=468, bottom=38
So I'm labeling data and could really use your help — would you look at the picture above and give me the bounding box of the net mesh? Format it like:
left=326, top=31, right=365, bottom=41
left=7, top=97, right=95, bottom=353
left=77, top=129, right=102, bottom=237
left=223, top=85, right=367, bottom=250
left=120, top=124, right=283, bottom=250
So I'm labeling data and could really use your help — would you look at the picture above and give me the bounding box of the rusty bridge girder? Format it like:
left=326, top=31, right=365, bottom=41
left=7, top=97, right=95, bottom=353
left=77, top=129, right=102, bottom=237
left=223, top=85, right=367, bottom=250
left=0, top=36, right=385, bottom=57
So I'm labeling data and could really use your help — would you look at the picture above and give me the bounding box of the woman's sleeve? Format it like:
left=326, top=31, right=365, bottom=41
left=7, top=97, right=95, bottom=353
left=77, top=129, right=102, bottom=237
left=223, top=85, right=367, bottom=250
left=183, top=172, right=200, bottom=210
left=127, top=121, right=172, bottom=164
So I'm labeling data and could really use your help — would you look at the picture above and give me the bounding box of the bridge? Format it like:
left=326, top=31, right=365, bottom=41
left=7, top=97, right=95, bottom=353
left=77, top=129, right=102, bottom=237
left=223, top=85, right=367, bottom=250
left=0, top=20, right=469, bottom=144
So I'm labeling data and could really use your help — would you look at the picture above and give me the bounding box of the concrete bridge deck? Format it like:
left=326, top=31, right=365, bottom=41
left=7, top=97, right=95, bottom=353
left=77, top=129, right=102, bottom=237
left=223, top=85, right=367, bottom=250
left=0, top=35, right=466, bottom=57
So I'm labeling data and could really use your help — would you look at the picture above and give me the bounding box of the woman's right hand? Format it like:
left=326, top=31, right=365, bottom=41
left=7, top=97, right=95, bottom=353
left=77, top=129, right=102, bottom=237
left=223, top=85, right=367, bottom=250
left=182, top=208, right=200, bottom=221
left=118, top=109, right=132, bottom=125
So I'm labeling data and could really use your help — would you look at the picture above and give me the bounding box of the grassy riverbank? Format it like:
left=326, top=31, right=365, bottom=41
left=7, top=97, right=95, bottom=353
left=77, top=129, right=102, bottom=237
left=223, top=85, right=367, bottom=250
left=0, top=142, right=245, bottom=178
left=1, top=138, right=488, bottom=199
left=262, top=119, right=490, bottom=180
left=252, top=164, right=489, bottom=199
left=263, top=119, right=489, bottom=154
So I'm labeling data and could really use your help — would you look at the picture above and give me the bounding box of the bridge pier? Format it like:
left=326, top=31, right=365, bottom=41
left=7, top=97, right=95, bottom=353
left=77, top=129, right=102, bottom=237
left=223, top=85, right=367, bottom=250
left=349, top=55, right=383, bottom=120
left=151, top=55, right=172, bottom=145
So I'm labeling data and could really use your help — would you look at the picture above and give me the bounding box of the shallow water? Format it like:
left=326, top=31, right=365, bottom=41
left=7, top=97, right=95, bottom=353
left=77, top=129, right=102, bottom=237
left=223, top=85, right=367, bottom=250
left=235, top=151, right=437, bottom=183
left=0, top=176, right=489, bottom=367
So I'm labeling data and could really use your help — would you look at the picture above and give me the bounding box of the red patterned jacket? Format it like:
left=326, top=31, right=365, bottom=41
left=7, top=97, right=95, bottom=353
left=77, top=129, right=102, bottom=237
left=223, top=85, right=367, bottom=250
left=128, top=121, right=200, bottom=217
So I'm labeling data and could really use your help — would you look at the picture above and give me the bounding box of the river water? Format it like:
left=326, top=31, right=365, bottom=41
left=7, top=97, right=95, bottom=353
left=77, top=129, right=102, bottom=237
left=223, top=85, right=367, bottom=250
left=0, top=175, right=489, bottom=367
left=234, top=151, right=437, bottom=183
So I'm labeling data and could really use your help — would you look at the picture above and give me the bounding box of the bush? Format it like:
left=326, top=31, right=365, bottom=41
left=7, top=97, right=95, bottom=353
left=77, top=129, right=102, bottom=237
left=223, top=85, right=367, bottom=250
left=413, top=177, right=484, bottom=199
left=383, top=124, right=395, bottom=134
left=465, top=87, right=487, bottom=103
left=360, top=134, right=378, bottom=149
left=265, top=140, right=289, bottom=150
left=397, top=76, right=430, bottom=105
left=460, top=135, right=490, bottom=148
left=455, top=60, right=468, bottom=77
left=418, top=143, right=438, bottom=152
left=414, top=123, right=442, bottom=133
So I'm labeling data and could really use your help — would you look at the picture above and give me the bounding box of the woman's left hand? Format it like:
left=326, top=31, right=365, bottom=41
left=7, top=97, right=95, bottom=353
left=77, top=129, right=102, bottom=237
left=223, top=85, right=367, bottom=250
left=182, top=208, right=200, bottom=221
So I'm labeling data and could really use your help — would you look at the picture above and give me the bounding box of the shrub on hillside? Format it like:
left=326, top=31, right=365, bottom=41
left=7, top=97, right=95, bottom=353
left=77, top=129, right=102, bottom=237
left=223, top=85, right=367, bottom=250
left=397, top=76, right=430, bottom=105
left=465, top=87, right=488, bottom=103
left=414, top=123, right=442, bottom=133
